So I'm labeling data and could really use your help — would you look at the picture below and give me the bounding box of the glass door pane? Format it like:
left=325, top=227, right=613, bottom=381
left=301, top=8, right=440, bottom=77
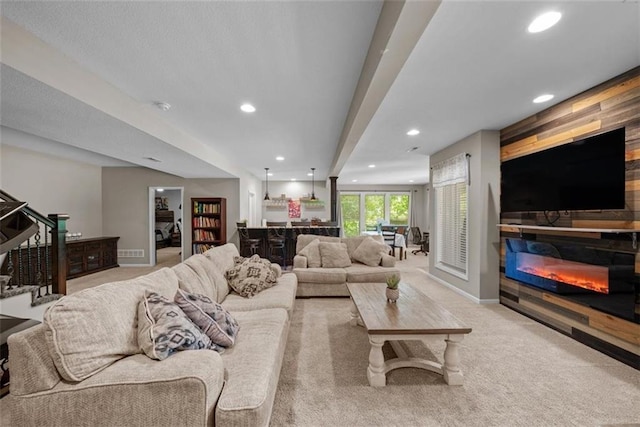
left=364, top=194, right=385, bottom=231
left=340, top=194, right=361, bottom=237
left=390, top=194, right=410, bottom=225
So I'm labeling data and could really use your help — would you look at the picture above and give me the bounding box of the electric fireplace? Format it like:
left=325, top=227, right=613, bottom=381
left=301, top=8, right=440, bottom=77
left=505, top=238, right=638, bottom=322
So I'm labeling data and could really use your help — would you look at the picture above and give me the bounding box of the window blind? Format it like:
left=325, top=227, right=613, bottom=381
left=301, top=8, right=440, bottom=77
left=432, top=153, right=468, bottom=277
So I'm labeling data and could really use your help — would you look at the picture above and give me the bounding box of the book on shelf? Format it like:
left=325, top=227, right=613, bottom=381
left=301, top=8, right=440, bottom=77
left=193, top=243, right=214, bottom=254
left=192, top=217, right=220, bottom=227
left=193, top=202, right=221, bottom=214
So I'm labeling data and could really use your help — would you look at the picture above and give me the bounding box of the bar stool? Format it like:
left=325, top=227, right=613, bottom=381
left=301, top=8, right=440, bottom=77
left=236, top=222, right=261, bottom=257
left=266, top=222, right=287, bottom=267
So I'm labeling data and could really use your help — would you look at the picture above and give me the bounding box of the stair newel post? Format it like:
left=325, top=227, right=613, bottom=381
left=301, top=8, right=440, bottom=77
left=48, top=214, right=69, bottom=295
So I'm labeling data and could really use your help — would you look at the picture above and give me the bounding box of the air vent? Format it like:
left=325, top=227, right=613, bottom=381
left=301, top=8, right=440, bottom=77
left=143, top=157, right=162, bottom=162
left=117, top=249, right=145, bottom=258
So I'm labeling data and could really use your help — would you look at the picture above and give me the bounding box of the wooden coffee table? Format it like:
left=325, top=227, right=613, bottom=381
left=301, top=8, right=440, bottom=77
left=347, top=282, right=472, bottom=387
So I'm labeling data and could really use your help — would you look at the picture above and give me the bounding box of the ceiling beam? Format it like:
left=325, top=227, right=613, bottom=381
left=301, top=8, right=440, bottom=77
left=329, top=0, right=441, bottom=178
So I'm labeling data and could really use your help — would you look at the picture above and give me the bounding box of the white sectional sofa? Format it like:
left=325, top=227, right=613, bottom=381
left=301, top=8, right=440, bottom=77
left=6, top=243, right=297, bottom=427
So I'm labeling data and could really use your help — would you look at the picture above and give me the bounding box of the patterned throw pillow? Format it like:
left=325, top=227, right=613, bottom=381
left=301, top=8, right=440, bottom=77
left=174, top=289, right=240, bottom=347
left=298, top=238, right=322, bottom=268
left=318, top=242, right=352, bottom=268
left=225, top=254, right=277, bottom=298
left=137, top=291, right=219, bottom=361
left=351, top=237, right=389, bottom=267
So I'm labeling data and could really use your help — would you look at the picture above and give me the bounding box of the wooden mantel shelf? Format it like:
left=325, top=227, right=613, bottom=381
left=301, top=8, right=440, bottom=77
left=497, top=224, right=640, bottom=234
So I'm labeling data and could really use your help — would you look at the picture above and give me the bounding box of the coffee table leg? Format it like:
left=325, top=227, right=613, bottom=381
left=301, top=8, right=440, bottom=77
left=442, top=334, right=464, bottom=385
left=349, top=299, right=360, bottom=326
left=367, top=336, right=386, bottom=387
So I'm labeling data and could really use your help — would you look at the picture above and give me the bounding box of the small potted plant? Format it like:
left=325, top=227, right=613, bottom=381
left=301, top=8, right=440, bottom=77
left=386, top=274, right=400, bottom=303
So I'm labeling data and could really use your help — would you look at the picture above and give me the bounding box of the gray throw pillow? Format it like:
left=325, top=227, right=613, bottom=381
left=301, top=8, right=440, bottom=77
left=137, top=291, right=218, bottom=361
left=175, top=289, right=240, bottom=348
left=318, top=242, right=352, bottom=268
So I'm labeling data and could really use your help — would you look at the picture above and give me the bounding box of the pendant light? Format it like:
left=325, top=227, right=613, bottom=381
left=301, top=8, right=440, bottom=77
left=310, top=167, right=317, bottom=201
left=264, top=168, right=270, bottom=201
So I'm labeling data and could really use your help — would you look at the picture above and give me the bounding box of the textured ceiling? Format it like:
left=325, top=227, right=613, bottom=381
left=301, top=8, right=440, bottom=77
left=0, top=1, right=639, bottom=185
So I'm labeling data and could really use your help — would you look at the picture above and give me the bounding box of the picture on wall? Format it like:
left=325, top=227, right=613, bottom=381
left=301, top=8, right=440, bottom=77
left=155, top=196, right=169, bottom=210
left=288, top=199, right=301, bottom=218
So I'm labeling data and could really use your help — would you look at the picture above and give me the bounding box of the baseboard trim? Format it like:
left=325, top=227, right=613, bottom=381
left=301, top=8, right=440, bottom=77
left=425, top=272, right=498, bottom=305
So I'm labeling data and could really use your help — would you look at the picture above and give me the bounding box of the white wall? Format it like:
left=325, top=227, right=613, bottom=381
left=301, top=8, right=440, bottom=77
left=261, top=180, right=331, bottom=223
left=428, top=130, right=500, bottom=302
left=1, top=144, right=103, bottom=238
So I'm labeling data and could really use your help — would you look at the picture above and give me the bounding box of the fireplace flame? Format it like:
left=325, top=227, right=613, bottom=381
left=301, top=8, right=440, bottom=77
left=516, top=253, right=609, bottom=294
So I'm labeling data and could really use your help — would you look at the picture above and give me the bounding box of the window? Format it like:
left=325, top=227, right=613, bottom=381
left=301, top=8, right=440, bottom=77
left=340, top=192, right=411, bottom=237
left=432, top=153, right=468, bottom=278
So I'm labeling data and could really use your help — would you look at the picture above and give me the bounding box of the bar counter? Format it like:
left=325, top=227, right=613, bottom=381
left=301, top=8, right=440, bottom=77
left=239, top=226, right=340, bottom=266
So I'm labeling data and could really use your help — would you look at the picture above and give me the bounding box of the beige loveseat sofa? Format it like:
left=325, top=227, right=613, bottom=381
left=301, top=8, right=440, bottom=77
left=6, top=243, right=297, bottom=427
left=293, top=234, right=400, bottom=297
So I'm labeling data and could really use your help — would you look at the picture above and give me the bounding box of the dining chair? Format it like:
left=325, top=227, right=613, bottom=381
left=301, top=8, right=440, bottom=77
left=380, top=226, right=399, bottom=258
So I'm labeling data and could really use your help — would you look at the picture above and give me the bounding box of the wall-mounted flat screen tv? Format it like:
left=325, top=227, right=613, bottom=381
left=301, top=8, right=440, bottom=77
left=501, top=127, right=626, bottom=213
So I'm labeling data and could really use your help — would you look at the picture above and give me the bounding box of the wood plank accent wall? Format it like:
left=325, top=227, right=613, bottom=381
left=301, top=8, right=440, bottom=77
left=499, top=66, right=640, bottom=369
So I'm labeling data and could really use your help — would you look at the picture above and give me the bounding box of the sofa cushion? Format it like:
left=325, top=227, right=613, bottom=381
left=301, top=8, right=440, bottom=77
left=138, top=291, right=216, bottom=360
left=345, top=265, right=400, bottom=283
left=43, top=268, right=179, bottom=382
left=203, top=243, right=241, bottom=301
left=173, top=262, right=216, bottom=302
left=319, top=242, right=352, bottom=268
left=222, top=272, right=297, bottom=316
left=298, top=238, right=322, bottom=267
left=183, top=254, right=229, bottom=303
left=342, top=234, right=384, bottom=260
left=293, top=267, right=347, bottom=284
left=174, top=289, right=239, bottom=348
left=351, top=237, right=388, bottom=266
left=225, top=254, right=277, bottom=298
left=295, top=234, right=341, bottom=254
left=216, top=308, right=289, bottom=427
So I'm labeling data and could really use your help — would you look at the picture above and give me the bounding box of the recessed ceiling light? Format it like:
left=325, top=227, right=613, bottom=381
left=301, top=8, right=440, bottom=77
left=307, top=173, right=313, bottom=176
left=528, top=11, right=562, bottom=33
left=352, top=179, right=358, bottom=182
left=276, top=156, right=285, bottom=161
left=267, top=172, right=273, bottom=176
left=409, top=180, right=414, bottom=183
left=407, top=129, right=420, bottom=136
left=240, top=103, right=256, bottom=113
left=291, top=178, right=296, bottom=181
left=154, top=101, right=171, bottom=111
left=368, top=164, right=376, bottom=168
left=533, top=94, right=554, bottom=103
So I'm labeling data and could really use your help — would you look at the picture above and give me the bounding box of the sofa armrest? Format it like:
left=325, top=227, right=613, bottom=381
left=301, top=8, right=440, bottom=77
left=8, top=351, right=225, bottom=427
left=381, top=254, right=396, bottom=267
left=293, top=255, right=308, bottom=269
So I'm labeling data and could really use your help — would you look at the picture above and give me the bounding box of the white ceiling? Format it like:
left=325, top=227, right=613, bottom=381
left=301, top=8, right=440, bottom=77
left=1, top=0, right=639, bottom=185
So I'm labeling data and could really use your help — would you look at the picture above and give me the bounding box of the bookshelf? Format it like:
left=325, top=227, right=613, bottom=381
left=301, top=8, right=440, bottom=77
left=191, top=197, right=226, bottom=254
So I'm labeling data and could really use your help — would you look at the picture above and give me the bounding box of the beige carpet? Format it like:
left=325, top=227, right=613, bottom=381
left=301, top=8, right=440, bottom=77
left=270, top=251, right=640, bottom=426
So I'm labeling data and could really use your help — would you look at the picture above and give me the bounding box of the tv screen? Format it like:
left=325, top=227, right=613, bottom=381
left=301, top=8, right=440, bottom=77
left=501, top=127, right=626, bottom=213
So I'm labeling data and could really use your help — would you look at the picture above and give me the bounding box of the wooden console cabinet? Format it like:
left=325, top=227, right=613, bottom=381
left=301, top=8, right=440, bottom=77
left=66, top=237, right=119, bottom=279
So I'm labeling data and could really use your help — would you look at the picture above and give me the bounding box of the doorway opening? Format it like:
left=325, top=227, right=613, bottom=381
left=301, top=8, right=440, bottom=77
left=149, top=186, right=184, bottom=267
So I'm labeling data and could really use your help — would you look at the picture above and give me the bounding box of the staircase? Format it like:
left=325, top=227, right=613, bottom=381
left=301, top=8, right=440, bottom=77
left=0, top=190, right=68, bottom=321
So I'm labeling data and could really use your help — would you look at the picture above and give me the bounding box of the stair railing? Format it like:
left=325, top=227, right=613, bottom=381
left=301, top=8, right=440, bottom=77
left=1, top=190, right=69, bottom=301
